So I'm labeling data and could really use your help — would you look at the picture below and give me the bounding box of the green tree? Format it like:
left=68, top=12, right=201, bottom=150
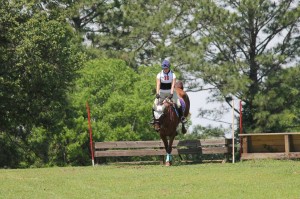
left=62, top=59, right=160, bottom=165
left=55, top=0, right=195, bottom=67
left=0, top=1, right=85, bottom=167
left=64, top=0, right=300, bottom=132
left=253, top=66, right=300, bottom=132
left=170, top=0, right=300, bottom=132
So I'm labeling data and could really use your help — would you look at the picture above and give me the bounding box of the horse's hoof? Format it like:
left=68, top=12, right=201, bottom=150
left=165, top=161, right=171, bottom=166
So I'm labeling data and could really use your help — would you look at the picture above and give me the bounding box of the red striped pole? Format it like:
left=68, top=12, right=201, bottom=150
left=86, top=101, right=95, bottom=166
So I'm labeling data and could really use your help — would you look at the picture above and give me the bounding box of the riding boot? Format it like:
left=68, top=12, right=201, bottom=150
left=150, top=108, right=155, bottom=124
left=177, top=107, right=187, bottom=124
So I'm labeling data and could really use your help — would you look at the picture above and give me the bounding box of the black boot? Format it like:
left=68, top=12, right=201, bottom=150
left=177, top=107, right=187, bottom=124
left=150, top=108, right=155, bottom=124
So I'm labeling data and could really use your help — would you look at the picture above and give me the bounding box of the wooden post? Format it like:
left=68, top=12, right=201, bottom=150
left=160, top=155, right=165, bottom=165
left=242, top=137, right=248, bottom=154
left=225, top=139, right=231, bottom=162
left=284, top=134, right=290, bottom=157
left=239, top=101, right=243, bottom=156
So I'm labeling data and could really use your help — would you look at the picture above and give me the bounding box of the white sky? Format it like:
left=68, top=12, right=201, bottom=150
left=187, top=91, right=240, bottom=136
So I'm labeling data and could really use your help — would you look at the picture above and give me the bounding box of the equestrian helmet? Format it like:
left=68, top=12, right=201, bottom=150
left=161, top=60, right=170, bottom=69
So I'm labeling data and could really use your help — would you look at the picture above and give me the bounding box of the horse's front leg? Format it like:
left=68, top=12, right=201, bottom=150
left=160, top=135, right=169, bottom=162
left=165, top=135, right=175, bottom=166
left=160, top=135, right=172, bottom=166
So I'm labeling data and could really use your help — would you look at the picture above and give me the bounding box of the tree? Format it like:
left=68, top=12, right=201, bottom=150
left=0, top=1, right=85, bottom=167
left=170, top=0, right=300, bottom=132
left=253, top=66, right=300, bottom=132
left=51, top=0, right=196, bottom=67
left=62, top=59, right=160, bottom=165
left=64, top=0, right=300, bottom=132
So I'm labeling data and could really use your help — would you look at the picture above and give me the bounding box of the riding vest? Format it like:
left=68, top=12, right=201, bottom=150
left=156, top=70, right=176, bottom=93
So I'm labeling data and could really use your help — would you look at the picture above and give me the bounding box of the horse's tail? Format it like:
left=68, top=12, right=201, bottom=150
left=183, top=94, right=190, bottom=118
left=175, top=87, right=190, bottom=118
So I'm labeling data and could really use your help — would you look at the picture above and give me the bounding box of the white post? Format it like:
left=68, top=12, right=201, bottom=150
left=232, top=100, right=235, bottom=163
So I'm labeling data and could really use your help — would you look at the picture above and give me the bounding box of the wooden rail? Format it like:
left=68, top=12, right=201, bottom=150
left=239, top=132, right=300, bottom=160
left=94, top=138, right=232, bottom=164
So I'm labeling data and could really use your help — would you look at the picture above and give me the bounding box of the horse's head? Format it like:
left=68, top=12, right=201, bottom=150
left=153, top=98, right=174, bottom=132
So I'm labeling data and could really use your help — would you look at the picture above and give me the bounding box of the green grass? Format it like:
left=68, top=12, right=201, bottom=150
left=1, top=160, right=300, bottom=199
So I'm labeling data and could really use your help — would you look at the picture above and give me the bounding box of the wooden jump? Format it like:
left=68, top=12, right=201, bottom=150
left=239, top=132, right=300, bottom=160
left=94, top=138, right=232, bottom=164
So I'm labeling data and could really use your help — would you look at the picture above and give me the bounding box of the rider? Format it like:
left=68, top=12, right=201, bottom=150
left=150, top=59, right=187, bottom=124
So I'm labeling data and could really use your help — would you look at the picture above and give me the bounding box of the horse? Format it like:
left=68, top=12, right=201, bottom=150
left=153, top=81, right=190, bottom=166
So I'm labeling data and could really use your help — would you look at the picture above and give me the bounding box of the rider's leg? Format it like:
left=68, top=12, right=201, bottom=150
left=150, top=98, right=158, bottom=124
left=177, top=106, right=187, bottom=124
left=150, top=108, right=155, bottom=124
left=174, top=95, right=187, bottom=124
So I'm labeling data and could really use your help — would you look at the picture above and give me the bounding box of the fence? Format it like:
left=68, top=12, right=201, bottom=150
left=239, top=132, right=300, bottom=160
left=94, top=138, right=232, bottom=164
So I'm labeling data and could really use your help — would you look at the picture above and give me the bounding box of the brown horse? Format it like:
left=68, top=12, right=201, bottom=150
left=153, top=81, right=190, bottom=166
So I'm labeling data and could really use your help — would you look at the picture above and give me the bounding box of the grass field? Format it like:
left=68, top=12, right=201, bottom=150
left=1, top=160, right=300, bottom=199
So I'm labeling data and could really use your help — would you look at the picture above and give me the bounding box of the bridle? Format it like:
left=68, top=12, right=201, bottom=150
left=153, top=98, right=176, bottom=131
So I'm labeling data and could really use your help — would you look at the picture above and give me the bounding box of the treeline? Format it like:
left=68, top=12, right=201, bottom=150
left=1, top=1, right=300, bottom=167
left=1, top=56, right=161, bottom=167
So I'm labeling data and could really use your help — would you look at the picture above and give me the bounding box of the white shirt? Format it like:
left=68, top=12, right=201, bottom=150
left=156, top=70, right=176, bottom=93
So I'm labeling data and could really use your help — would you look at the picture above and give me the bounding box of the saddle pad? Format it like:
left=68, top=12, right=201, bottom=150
left=154, top=105, right=164, bottom=119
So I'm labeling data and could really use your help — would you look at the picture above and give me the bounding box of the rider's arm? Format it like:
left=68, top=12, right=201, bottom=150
left=156, top=77, right=160, bottom=95
left=170, top=76, right=176, bottom=95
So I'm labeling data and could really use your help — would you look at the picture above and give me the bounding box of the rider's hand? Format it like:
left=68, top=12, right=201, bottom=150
left=168, top=94, right=173, bottom=99
left=156, top=94, right=160, bottom=99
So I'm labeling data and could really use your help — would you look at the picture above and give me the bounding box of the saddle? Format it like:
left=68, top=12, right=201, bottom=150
left=152, top=96, right=186, bottom=123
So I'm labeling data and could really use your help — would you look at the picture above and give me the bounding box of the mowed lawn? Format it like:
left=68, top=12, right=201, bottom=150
left=0, top=160, right=300, bottom=199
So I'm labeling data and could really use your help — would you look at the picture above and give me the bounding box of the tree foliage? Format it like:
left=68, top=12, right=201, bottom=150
left=64, top=0, right=300, bottom=132
left=63, top=59, right=160, bottom=165
left=253, top=66, right=300, bottom=132
left=184, top=0, right=300, bottom=132
left=0, top=1, right=85, bottom=167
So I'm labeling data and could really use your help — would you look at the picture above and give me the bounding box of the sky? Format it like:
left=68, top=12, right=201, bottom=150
left=186, top=90, right=239, bottom=136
